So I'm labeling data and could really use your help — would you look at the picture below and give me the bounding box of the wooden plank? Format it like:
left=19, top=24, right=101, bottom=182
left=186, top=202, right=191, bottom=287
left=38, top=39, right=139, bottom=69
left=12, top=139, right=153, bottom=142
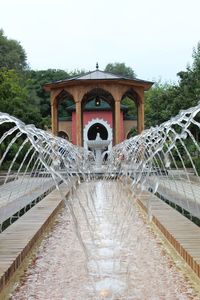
left=0, top=178, right=58, bottom=224
left=138, top=191, right=200, bottom=278
left=0, top=182, right=72, bottom=294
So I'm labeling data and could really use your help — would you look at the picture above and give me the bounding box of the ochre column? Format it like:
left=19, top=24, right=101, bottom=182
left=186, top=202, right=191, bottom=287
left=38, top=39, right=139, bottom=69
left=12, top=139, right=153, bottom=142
left=51, top=94, right=58, bottom=136
left=115, top=99, right=121, bottom=145
left=137, top=101, right=144, bottom=134
left=75, top=101, right=82, bottom=146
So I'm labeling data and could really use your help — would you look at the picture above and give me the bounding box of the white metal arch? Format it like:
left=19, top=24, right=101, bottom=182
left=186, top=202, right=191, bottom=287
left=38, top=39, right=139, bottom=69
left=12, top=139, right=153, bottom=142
left=83, top=118, right=113, bottom=151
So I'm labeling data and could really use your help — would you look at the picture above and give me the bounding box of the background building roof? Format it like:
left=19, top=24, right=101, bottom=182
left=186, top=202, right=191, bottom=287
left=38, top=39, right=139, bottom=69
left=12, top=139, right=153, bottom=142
left=44, top=69, right=154, bottom=90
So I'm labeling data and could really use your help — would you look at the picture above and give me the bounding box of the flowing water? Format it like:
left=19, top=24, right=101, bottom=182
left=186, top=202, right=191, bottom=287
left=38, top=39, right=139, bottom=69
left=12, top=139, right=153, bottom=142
left=108, top=103, right=200, bottom=220
left=1, top=104, right=200, bottom=298
left=10, top=181, right=198, bottom=299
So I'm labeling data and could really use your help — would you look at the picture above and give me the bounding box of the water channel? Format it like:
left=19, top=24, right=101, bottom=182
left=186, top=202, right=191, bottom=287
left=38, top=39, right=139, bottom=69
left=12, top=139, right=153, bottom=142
left=10, top=181, right=198, bottom=300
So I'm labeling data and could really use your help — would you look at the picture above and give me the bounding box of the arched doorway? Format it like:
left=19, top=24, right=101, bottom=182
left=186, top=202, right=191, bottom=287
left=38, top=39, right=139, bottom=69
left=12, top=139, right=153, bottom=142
left=121, top=88, right=139, bottom=134
left=81, top=87, right=115, bottom=144
left=83, top=118, right=113, bottom=151
left=88, top=123, right=108, bottom=140
left=58, top=131, right=69, bottom=140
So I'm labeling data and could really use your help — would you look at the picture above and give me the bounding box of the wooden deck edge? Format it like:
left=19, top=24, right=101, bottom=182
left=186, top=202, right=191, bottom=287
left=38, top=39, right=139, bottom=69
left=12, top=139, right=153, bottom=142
left=0, top=187, right=69, bottom=295
left=137, top=198, right=200, bottom=279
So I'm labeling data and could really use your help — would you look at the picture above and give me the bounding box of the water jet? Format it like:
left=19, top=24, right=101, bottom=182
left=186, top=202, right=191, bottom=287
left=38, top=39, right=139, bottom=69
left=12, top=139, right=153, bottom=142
left=0, top=104, right=200, bottom=299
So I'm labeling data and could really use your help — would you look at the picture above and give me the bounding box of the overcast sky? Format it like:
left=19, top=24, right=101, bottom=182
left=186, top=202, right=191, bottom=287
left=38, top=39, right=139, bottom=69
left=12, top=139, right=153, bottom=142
left=0, top=0, right=200, bottom=82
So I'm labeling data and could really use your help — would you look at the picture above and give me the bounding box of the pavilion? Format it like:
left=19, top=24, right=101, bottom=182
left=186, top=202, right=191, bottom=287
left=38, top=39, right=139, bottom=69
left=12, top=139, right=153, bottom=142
left=44, top=65, right=153, bottom=148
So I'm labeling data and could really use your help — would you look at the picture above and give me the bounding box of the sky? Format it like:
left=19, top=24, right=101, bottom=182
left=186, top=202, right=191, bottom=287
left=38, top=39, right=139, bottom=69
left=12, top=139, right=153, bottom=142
left=0, top=0, right=200, bottom=83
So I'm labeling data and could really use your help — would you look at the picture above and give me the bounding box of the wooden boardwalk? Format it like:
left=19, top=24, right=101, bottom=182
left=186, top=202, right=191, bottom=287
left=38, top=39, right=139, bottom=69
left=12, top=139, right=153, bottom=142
left=147, top=176, right=200, bottom=219
left=138, top=191, right=200, bottom=278
left=0, top=177, right=57, bottom=224
left=0, top=183, right=70, bottom=295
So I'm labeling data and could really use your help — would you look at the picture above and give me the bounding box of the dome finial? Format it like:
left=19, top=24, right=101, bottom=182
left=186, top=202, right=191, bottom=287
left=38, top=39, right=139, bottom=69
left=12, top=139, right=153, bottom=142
left=96, top=62, right=99, bottom=70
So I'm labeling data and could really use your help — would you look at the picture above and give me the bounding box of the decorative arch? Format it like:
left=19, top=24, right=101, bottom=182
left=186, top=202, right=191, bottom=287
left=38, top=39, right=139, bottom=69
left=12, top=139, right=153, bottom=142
left=58, top=131, right=69, bottom=140
left=81, top=87, right=115, bottom=107
left=56, top=89, right=75, bottom=103
left=121, top=88, right=140, bottom=104
left=126, top=131, right=132, bottom=139
left=126, top=128, right=137, bottom=139
left=83, top=118, right=113, bottom=151
left=121, top=88, right=143, bottom=134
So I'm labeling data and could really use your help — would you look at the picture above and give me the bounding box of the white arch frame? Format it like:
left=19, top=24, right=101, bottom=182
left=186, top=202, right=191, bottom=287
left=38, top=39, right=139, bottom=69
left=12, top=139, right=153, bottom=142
left=83, top=118, right=113, bottom=151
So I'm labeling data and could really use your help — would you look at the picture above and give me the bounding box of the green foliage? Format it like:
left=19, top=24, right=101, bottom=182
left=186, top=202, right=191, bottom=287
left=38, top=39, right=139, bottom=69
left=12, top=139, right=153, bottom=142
left=58, top=98, right=74, bottom=118
left=104, top=63, right=136, bottom=116
left=0, top=30, right=44, bottom=128
left=24, top=69, right=85, bottom=122
left=127, top=127, right=137, bottom=138
left=0, top=139, right=34, bottom=171
left=24, top=69, right=70, bottom=120
left=69, top=69, right=86, bottom=77
left=104, top=62, right=136, bottom=78
left=145, top=81, right=178, bottom=127
left=145, top=42, right=200, bottom=128
left=0, top=29, right=27, bottom=71
left=174, top=44, right=200, bottom=108
left=192, top=157, right=200, bottom=175
left=0, top=68, right=43, bottom=127
left=144, top=43, right=200, bottom=171
left=122, top=97, right=137, bottom=117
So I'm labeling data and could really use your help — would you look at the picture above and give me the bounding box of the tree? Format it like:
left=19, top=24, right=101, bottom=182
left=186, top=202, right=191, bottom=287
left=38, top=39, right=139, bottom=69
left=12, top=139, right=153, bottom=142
left=0, top=29, right=27, bottom=71
left=174, top=43, right=200, bottom=110
left=122, top=97, right=137, bottom=117
left=144, top=81, right=178, bottom=127
left=145, top=43, right=200, bottom=128
left=0, top=68, right=42, bottom=127
left=24, top=69, right=70, bottom=119
left=104, top=62, right=137, bottom=118
left=0, top=29, right=89, bottom=129
left=24, top=68, right=87, bottom=122
left=104, top=62, right=136, bottom=78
